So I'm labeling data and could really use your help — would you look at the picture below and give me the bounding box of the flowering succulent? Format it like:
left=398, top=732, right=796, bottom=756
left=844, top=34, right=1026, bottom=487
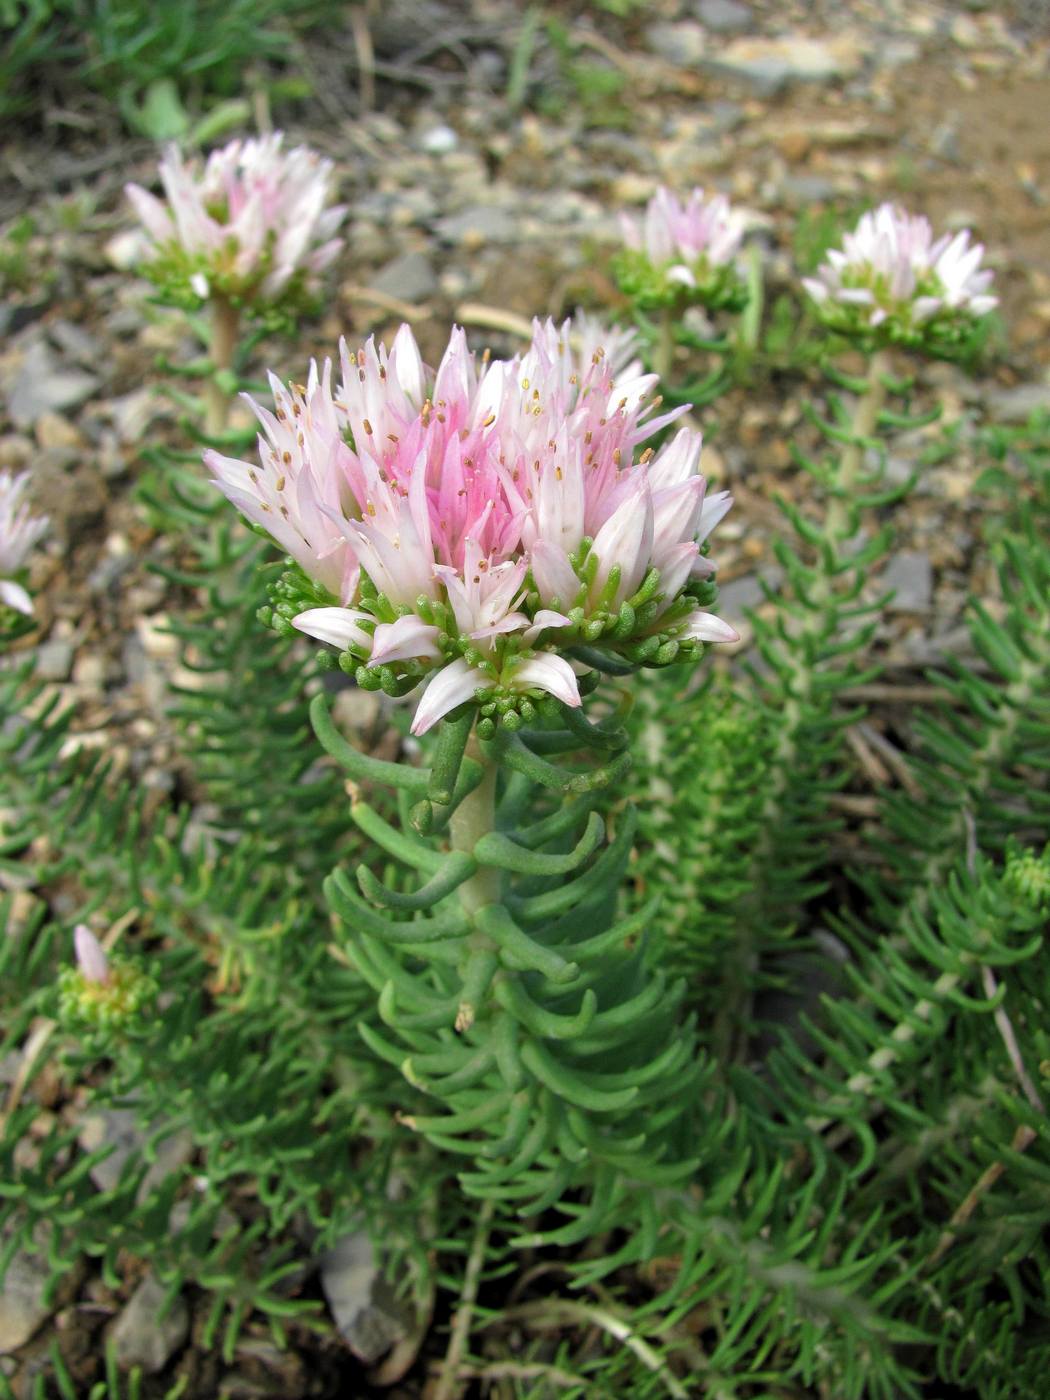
left=125, top=133, right=346, bottom=314
left=614, top=186, right=748, bottom=313
left=0, top=470, right=48, bottom=617
left=206, top=316, right=737, bottom=736
left=58, top=925, right=157, bottom=1032
left=802, top=203, right=997, bottom=353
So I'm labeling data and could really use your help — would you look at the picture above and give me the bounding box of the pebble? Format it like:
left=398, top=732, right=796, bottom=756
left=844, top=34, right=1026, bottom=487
left=320, top=1228, right=413, bottom=1364
left=110, top=1274, right=189, bottom=1373
left=695, top=0, right=752, bottom=32
left=882, top=550, right=933, bottom=613
left=418, top=123, right=458, bottom=155
left=0, top=1243, right=51, bottom=1353
left=34, top=639, right=75, bottom=682
left=703, top=35, right=863, bottom=93
left=34, top=411, right=83, bottom=452
left=646, top=21, right=706, bottom=67
left=435, top=205, right=518, bottom=247
left=4, top=340, right=100, bottom=429
left=984, top=382, right=1050, bottom=423
left=369, top=250, right=439, bottom=304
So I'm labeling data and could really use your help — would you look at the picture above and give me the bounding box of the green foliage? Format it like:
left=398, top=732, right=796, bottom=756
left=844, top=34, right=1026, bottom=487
left=0, top=0, right=339, bottom=127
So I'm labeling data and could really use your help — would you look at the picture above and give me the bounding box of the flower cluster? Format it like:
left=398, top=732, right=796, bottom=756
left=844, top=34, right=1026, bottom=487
left=125, top=133, right=346, bottom=313
left=614, top=186, right=748, bottom=313
left=0, top=470, right=48, bottom=617
left=206, top=317, right=737, bottom=736
left=803, top=203, right=997, bottom=352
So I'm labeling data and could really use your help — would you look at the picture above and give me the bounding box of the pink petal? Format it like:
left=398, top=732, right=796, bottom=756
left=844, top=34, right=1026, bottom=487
left=74, top=924, right=109, bottom=984
left=411, top=659, right=493, bottom=736
left=521, top=609, right=572, bottom=644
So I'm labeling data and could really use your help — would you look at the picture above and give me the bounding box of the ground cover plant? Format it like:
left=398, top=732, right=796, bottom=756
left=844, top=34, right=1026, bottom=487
left=1, top=5, right=1049, bottom=1397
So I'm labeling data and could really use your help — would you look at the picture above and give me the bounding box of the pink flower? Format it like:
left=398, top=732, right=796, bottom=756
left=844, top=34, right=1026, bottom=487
left=126, top=133, right=346, bottom=305
left=620, top=187, right=745, bottom=276
left=0, top=471, right=48, bottom=616
left=212, top=321, right=737, bottom=735
left=803, top=204, right=997, bottom=343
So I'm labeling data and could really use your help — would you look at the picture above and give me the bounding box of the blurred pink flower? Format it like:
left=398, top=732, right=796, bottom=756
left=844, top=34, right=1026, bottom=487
left=620, top=187, right=745, bottom=282
left=126, top=133, right=346, bottom=304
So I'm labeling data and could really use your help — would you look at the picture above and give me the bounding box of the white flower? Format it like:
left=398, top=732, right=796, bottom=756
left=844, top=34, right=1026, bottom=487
left=0, top=471, right=48, bottom=616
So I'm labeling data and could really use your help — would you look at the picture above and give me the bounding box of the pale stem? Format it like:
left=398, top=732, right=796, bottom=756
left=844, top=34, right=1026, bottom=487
left=448, top=736, right=500, bottom=917
left=653, top=302, right=676, bottom=387
left=433, top=1196, right=495, bottom=1400
left=204, top=296, right=241, bottom=439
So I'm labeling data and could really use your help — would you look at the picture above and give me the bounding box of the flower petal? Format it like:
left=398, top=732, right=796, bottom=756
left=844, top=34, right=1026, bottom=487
left=369, top=614, right=443, bottom=665
left=411, top=659, right=493, bottom=736
left=292, top=606, right=372, bottom=651
left=508, top=653, right=582, bottom=708
left=680, top=610, right=739, bottom=644
left=0, top=579, right=33, bottom=615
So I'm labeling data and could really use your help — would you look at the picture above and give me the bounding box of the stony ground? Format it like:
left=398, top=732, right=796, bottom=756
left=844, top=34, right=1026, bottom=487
left=1, top=0, right=1049, bottom=1394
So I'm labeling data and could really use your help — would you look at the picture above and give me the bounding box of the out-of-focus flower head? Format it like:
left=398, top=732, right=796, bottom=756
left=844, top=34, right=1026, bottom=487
left=802, top=203, right=997, bottom=353
left=206, top=313, right=738, bottom=737
left=58, top=924, right=158, bottom=1032
left=125, top=133, right=346, bottom=315
left=0, top=470, right=48, bottom=618
left=614, top=186, right=748, bottom=313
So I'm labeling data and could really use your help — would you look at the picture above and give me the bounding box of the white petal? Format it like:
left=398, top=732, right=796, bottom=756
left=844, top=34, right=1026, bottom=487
left=508, top=653, right=582, bottom=708
left=680, top=610, right=739, bottom=644
left=530, top=541, right=580, bottom=608
left=1, top=579, right=33, bottom=615
left=411, top=659, right=493, bottom=736
left=369, top=614, right=442, bottom=664
left=293, top=606, right=372, bottom=651
left=521, top=609, right=572, bottom=644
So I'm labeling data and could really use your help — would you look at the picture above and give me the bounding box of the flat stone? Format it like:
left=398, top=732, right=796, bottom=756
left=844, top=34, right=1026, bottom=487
left=695, top=0, right=752, bottom=32
left=646, top=21, right=706, bottom=66
left=320, top=1229, right=414, bottom=1363
left=985, top=382, right=1050, bottom=424
left=0, top=1245, right=50, bottom=1353
left=882, top=550, right=933, bottom=613
left=702, top=35, right=862, bottom=94
left=369, top=251, right=438, bottom=304
left=110, top=1274, right=188, bottom=1373
left=5, top=340, right=99, bottom=429
left=434, top=205, right=518, bottom=248
left=34, top=639, right=75, bottom=682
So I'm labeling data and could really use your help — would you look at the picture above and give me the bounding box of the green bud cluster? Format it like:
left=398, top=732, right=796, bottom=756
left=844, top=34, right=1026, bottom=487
left=612, top=247, right=749, bottom=314
left=57, top=961, right=158, bottom=1034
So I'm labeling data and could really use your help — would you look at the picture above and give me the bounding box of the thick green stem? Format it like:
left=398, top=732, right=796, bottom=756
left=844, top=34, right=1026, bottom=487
left=204, top=296, right=241, bottom=439
left=448, top=736, right=499, bottom=917
left=826, top=348, right=891, bottom=544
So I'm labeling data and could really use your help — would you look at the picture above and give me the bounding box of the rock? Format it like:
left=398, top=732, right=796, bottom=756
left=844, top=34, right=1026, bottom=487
left=109, top=388, right=159, bottom=444
left=49, top=319, right=101, bottom=367
left=34, top=639, right=75, bottom=682
left=369, top=251, right=438, bottom=304
left=320, top=1229, right=414, bottom=1364
left=5, top=340, right=99, bottom=429
left=35, top=411, right=83, bottom=451
left=695, top=0, right=751, bottom=32
left=418, top=123, right=458, bottom=155
left=77, top=1108, right=144, bottom=1192
left=985, top=382, right=1050, bottom=424
left=718, top=567, right=783, bottom=620
left=110, top=1274, right=188, bottom=1373
left=702, top=35, right=862, bottom=94
left=645, top=21, right=706, bottom=66
left=882, top=550, right=933, bottom=613
left=434, top=205, right=518, bottom=248
left=0, top=1244, right=51, bottom=1352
